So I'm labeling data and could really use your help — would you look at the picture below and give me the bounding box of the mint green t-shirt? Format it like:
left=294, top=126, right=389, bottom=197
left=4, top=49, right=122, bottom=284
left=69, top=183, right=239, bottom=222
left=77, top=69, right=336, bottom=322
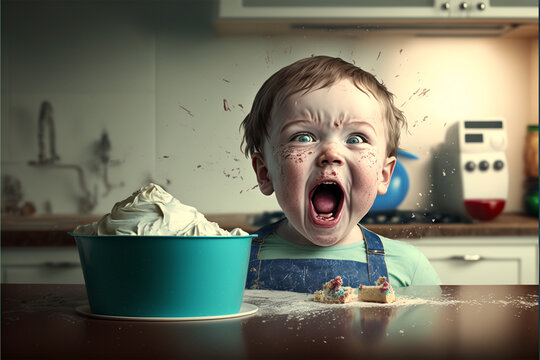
left=258, top=231, right=441, bottom=288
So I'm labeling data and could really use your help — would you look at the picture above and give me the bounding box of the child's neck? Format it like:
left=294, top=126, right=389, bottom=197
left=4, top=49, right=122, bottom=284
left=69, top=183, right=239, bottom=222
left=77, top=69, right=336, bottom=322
left=275, top=219, right=364, bottom=247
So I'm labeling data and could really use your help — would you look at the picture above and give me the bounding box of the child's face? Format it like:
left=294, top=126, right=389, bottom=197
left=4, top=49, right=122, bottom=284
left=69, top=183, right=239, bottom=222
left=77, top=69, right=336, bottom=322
left=252, top=78, right=396, bottom=247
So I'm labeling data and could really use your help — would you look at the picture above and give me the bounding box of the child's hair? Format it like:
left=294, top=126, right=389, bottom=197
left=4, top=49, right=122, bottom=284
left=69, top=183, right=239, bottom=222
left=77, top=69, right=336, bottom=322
left=241, top=55, right=407, bottom=158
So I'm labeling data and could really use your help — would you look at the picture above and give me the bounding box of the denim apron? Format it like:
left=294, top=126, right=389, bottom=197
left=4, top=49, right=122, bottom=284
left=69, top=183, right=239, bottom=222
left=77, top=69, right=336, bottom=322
left=245, top=219, right=389, bottom=293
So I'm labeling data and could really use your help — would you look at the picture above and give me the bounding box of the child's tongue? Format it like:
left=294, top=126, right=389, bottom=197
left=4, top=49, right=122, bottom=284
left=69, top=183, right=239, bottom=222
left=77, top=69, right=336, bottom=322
left=312, top=187, right=338, bottom=214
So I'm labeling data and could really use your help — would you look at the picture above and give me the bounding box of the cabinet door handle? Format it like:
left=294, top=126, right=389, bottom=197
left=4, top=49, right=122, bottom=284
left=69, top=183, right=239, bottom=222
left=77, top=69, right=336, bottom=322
left=450, top=255, right=483, bottom=261
left=42, top=261, right=80, bottom=268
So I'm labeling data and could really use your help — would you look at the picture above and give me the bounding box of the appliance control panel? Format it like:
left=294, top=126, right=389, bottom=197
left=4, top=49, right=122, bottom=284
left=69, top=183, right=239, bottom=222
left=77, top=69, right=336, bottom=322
left=458, top=119, right=508, bottom=200
left=433, top=119, right=508, bottom=220
left=459, top=120, right=506, bottom=153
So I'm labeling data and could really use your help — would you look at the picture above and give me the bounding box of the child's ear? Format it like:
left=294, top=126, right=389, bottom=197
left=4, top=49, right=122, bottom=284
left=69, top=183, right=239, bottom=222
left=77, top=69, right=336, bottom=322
left=377, top=155, right=396, bottom=195
left=252, top=152, right=274, bottom=196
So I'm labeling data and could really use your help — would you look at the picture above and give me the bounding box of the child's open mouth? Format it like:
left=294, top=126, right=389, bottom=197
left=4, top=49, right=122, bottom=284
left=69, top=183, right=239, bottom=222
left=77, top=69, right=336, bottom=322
left=309, top=181, right=344, bottom=227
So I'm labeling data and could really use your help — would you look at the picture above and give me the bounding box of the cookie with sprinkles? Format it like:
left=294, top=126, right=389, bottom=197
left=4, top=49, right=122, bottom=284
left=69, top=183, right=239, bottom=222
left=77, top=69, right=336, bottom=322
left=314, top=276, right=357, bottom=304
left=358, top=276, right=396, bottom=303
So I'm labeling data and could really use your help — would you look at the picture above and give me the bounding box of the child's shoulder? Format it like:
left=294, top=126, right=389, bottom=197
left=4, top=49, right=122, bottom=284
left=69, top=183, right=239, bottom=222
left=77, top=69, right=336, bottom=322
left=378, top=233, right=441, bottom=286
left=379, top=235, right=424, bottom=257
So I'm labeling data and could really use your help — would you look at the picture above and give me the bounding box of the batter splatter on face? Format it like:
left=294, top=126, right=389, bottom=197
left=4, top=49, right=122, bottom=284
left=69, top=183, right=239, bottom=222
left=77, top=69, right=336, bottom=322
left=279, top=147, right=311, bottom=164
left=254, top=79, right=396, bottom=247
left=359, top=149, right=378, bottom=167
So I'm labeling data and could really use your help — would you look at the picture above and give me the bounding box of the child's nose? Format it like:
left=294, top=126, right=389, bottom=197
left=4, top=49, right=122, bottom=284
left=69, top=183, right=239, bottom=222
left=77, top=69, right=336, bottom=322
left=317, top=143, right=344, bottom=166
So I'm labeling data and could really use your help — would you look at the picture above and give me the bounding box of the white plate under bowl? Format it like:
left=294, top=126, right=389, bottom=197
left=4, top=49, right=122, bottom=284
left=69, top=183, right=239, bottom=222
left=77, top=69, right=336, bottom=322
left=75, top=303, right=258, bottom=321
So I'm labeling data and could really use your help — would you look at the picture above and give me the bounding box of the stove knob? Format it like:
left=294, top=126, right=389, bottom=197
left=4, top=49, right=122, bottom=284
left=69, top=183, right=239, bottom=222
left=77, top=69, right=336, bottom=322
left=460, top=2, right=469, bottom=10
left=376, top=214, right=387, bottom=223
left=441, top=2, right=450, bottom=10
left=493, top=160, right=504, bottom=170
left=479, top=160, right=490, bottom=171
left=490, top=134, right=506, bottom=150
left=477, top=2, right=486, bottom=10
left=465, top=161, right=476, bottom=172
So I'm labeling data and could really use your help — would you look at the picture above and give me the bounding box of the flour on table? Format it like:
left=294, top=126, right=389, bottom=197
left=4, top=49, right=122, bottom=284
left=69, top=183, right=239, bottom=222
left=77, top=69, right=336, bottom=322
left=243, top=289, right=539, bottom=319
left=243, top=289, right=448, bottom=318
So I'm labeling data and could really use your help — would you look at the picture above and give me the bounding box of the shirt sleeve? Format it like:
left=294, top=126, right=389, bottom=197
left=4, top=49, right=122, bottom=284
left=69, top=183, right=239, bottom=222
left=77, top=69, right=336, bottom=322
left=410, top=249, right=442, bottom=286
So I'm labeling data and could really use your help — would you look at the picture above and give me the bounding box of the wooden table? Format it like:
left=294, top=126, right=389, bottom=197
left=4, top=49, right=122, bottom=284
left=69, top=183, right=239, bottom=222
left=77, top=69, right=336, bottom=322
left=2, top=284, right=538, bottom=359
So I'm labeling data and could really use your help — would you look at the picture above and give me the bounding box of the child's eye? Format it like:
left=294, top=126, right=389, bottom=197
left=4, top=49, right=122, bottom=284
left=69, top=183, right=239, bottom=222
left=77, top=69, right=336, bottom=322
left=292, top=133, right=315, bottom=143
left=346, top=134, right=367, bottom=144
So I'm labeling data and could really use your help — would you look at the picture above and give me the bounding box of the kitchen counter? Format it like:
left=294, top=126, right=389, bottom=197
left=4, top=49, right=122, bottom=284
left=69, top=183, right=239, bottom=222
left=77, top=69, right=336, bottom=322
left=1, top=213, right=537, bottom=246
left=2, top=283, right=538, bottom=359
left=366, top=212, right=539, bottom=238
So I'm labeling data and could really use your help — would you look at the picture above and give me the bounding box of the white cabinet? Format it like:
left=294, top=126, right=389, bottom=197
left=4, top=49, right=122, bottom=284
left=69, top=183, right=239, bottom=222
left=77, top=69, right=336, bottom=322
left=219, top=0, right=538, bottom=20
left=216, top=0, right=538, bottom=36
left=451, top=0, right=538, bottom=19
left=219, top=0, right=452, bottom=19
left=403, top=236, right=539, bottom=285
left=1, top=247, right=84, bottom=284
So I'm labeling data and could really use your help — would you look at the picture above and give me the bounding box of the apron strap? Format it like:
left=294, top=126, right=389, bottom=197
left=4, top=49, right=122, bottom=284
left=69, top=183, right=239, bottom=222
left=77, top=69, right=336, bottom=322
left=247, top=218, right=285, bottom=288
left=361, top=225, right=390, bottom=284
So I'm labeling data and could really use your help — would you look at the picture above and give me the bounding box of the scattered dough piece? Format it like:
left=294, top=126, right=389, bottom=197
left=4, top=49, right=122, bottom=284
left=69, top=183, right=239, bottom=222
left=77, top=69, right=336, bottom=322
left=358, top=276, right=395, bottom=303
left=314, top=276, right=357, bottom=304
left=313, top=276, right=396, bottom=304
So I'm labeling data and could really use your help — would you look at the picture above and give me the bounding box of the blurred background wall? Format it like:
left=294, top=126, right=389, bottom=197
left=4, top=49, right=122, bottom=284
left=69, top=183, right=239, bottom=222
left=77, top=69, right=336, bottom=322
left=1, top=0, right=537, bottom=215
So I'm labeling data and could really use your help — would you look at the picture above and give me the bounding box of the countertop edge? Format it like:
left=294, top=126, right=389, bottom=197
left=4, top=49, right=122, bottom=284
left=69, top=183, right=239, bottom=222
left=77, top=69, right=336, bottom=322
left=1, top=213, right=538, bottom=247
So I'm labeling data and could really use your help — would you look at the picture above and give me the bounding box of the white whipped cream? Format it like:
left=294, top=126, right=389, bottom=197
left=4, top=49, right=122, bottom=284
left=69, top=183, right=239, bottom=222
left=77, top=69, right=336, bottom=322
left=73, top=183, right=248, bottom=236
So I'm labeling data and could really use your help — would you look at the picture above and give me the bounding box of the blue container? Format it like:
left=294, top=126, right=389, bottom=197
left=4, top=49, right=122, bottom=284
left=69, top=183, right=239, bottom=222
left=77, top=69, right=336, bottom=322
left=371, top=150, right=418, bottom=211
left=70, top=234, right=256, bottom=318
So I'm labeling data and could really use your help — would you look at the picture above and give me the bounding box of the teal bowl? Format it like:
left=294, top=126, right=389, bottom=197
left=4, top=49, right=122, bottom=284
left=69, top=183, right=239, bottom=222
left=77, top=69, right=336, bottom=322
left=70, top=233, right=255, bottom=318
